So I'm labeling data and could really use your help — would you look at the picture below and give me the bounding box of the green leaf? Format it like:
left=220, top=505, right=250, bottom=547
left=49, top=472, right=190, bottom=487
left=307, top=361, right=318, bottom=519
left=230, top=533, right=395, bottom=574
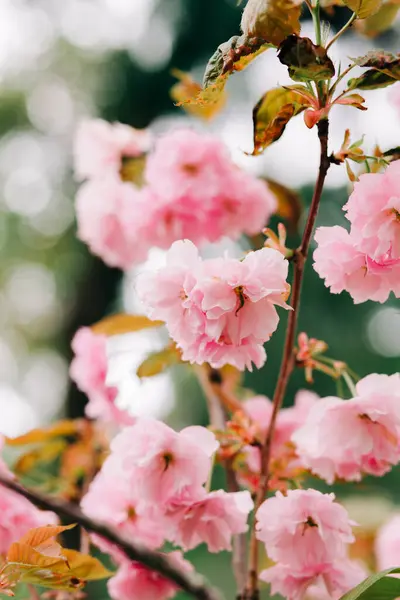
left=137, top=344, right=182, bottom=378
left=342, top=0, right=382, bottom=18
left=340, top=568, right=400, bottom=600
left=179, top=36, right=272, bottom=109
left=241, top=0, right=302, bottom=46
left=348, top=52, right=400, bottom=90
left=251, top=86, right=310, bottom=154
left=355, top=2, right=400, bottom=37
left=278, top=35, right=335, bottom=81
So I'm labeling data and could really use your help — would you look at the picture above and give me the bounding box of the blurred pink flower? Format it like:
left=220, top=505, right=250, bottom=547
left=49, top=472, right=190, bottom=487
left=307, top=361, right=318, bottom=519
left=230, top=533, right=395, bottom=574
left=107, top=552, right=193, bottom=600
left=344, top=161, right=400, bottom=259
left=81, top=454, right=165, bottom=550
left=313, top=226, right=400, bottom=303
left=165, top=489, right=253, bottom=552
left=137, top=240, right=290, bottom=370
left=256, top=489, right=361, bottom=599
left=75, top=178, right=149, bottom=269
left=261, top=559, right=365, bottom=600
left=293, top=374, right=400, bottom=483
left=256, top=489, right=355, bottom=568
left=74, top=119, right=151, bottom=180
left=375, top=514, right=400, bottom=570
left=110, top=418, right=218, bottom=504
left=0, top=485, right=57, bottom=555
left=70, top=327, right=133, bottom=426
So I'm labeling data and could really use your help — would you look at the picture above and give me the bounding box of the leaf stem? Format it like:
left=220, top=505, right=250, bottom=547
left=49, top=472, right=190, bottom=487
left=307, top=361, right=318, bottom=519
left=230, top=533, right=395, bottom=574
left=343, top=370, right=357, bottom=397
left=326, top=13, right=357, bottom=51
left=0, top=476, right=223, bottom=600
left=240, top=119, right=331, bottom=600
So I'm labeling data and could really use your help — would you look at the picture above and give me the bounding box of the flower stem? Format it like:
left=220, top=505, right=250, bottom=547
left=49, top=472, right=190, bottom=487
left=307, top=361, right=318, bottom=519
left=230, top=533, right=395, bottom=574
left=343, top=370, right=357, bottom=397
left=0, top=475, right=223, bottom=600
left=240, top=120, right=331, bottom=600
left=326, top=13, right=357, bottom=51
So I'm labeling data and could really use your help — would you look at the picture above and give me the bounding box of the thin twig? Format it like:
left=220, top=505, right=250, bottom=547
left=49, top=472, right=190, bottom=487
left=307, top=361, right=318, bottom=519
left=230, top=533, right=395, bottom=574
left=326, top=13, right=357, bottom=51
left=241, top=119, right=331, bottom=600
left=0, top=476, right=223, bottom=600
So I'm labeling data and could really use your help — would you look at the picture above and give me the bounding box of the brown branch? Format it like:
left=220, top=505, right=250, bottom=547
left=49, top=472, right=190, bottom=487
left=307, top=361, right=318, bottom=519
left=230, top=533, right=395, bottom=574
left=241, top=119, right=331, bottom=600
left=0, top=476, right=223, bottom=600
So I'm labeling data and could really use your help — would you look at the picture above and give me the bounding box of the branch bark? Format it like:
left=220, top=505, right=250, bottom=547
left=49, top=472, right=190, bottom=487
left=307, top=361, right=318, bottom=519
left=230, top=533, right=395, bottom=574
left=241, top=119, right=331, bottom=600
left=0, top=475, right=223, bottom=600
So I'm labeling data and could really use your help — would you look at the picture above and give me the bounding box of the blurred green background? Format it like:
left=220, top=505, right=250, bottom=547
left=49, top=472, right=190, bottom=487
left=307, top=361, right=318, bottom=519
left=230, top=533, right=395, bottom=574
left=0, top=0, right=399, bottom=598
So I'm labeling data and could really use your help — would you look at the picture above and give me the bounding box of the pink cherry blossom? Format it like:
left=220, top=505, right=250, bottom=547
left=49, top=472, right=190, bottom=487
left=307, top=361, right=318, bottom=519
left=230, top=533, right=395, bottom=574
left=143, top=129, right=277, bottom=244
left=109, top=418, right=218, bottom=503
left=261, top=559, right=365, bottom=600
left=74, top=119, right=151, bottom=180
left=137, top=240, right=290, bottom=370
left=344, top=161, right=400, bottom=259
left=70, top=327, right=133, bottom=426
left=81, top=453, right=165, bottom=549
left=107, top=552, right=193, bottom=600
left=256, top=489, right=355, bottom=568
left=165, top=489, right=253, bottom=552
left=375, top=514, right=400, bottom=570
left=0, top=485, right=57, bottom=555
left=313, top=226, right=400, bottom=303
left=75, top=178, right=150, bottom=269
left=292, top=374, right=400, bottom=483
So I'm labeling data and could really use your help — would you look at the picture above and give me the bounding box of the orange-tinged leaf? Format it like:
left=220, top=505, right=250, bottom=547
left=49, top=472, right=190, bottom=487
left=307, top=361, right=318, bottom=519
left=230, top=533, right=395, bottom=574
left=62, top=550, right=113, bottom=580
left=6, top=543, right=67, bottom=572
left=171, top=70, right=226, bottom=120
left=241, top=0, right=302, bottom=46
left=16, top=525, right=76, bottom=551
left=264, top=178, right=302, bottom=233
left=14, top=439, right=67, bottom=474
left=181, top=36, right=272, bottom=109
left=252, top=86, right=310, bottom=154
left=137, top=344, right=182, bottom=378
left=355, top=1, right=400, bottom=36
left=343, top=0, right=382, bottom=17
left=91, top=314, right=163, bottom=336
left=7, top=421, right=79, bottom=446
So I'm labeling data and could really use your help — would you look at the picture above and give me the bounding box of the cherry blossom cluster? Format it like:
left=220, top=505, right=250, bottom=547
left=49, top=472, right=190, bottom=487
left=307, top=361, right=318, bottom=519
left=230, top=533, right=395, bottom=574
left=81, top=418, right=253, bottom=600
left=313, top=160, right=400, bottom=303
left=256, top=489, right=366, bottom=599
left=293, top=373, right=400, bottom=483
left=137, top=240, right=290, bottom=370
left=70, top=327, right=133, bottom=426
left=74, top=121, right=277, bottom=269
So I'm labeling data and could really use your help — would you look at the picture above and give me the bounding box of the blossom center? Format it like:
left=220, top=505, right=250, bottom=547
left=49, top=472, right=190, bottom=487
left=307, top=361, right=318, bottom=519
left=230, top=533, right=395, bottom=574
left=182, top=163, right=199, bottom=175
left=234, top=285, right=247, bottom=315
left=127, top=506, right=136, bottom=520
left=162, top=452, right=174, bottom=471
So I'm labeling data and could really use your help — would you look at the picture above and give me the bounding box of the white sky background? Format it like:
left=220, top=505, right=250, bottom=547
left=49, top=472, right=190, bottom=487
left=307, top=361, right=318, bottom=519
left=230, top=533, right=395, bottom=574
left=0, top=0, right=398, bottom=433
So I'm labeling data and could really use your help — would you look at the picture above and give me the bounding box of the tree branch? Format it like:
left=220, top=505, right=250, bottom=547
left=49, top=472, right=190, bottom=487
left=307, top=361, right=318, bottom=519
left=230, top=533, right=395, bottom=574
left=241, top=119, right=331, bottom=600
left=0, top=475, right=223, bottom=600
